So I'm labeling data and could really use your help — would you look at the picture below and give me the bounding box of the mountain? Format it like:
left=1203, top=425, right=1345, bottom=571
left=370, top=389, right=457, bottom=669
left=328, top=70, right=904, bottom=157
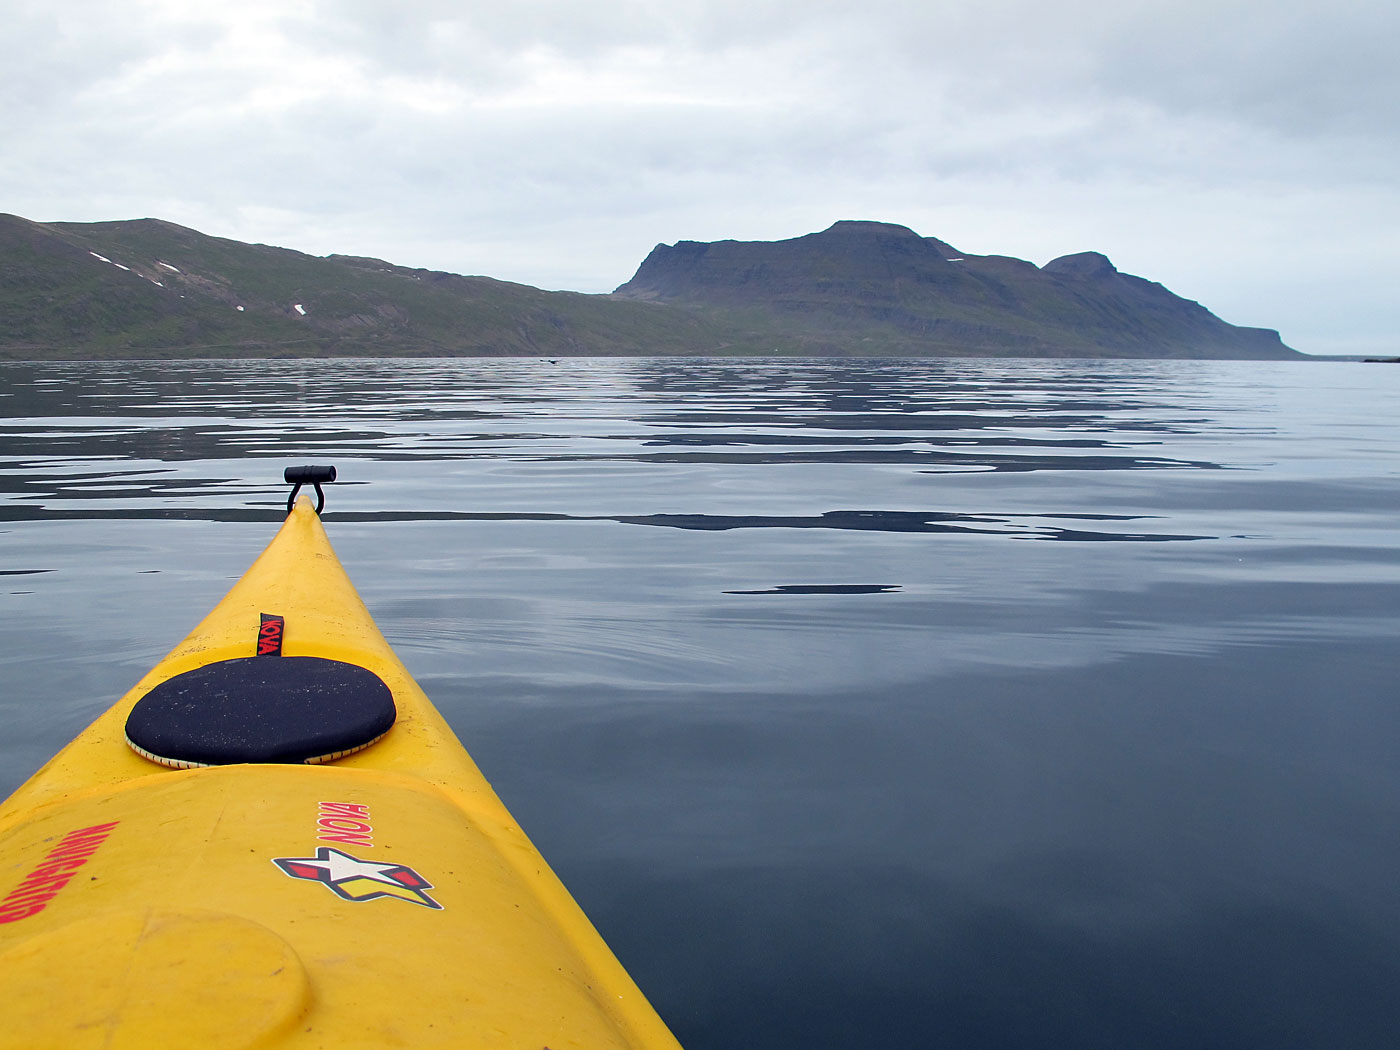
left=613, top=220, right=1297, bottom=358
left=0, top=214, right=724, bottom=358
left=0, top=214, right=1298, bottom=359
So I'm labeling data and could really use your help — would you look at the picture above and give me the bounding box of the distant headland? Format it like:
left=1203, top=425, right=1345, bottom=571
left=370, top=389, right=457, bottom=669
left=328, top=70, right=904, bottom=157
left=0, top=214, right=1299, bottom=359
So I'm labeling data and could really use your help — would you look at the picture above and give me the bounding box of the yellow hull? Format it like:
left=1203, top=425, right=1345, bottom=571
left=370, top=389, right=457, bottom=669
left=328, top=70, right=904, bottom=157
left=0, top=499, right=683, bottom=1050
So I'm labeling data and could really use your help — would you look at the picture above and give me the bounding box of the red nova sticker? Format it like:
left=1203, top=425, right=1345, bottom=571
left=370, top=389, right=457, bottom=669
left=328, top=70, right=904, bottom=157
left=257, top=613, right=285, bottom=656
left=0, top=821, right=120, bottom=924
left=272, top=847, right=442, bottom=909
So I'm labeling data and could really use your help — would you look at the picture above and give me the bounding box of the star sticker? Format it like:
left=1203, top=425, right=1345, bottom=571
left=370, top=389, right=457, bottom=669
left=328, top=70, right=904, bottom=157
left=272, top=847, right=442, bottom=909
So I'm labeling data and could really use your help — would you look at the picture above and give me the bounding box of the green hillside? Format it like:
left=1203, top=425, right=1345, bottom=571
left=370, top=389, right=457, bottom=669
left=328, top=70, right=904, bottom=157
left=0, top=215, right=726, bottom=358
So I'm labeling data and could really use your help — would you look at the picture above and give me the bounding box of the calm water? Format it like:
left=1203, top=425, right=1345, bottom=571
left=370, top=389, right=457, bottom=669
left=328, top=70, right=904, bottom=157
left=2, top=357, right=1398, bottom=1048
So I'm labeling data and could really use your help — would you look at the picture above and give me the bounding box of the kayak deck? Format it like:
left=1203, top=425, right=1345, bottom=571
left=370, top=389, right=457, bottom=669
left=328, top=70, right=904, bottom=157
left=0, top=498, right=682, bottom=1050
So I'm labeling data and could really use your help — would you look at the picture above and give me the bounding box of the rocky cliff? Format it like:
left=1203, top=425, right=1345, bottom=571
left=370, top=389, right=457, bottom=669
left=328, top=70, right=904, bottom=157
left=613, top=221, right=1297, bottom=358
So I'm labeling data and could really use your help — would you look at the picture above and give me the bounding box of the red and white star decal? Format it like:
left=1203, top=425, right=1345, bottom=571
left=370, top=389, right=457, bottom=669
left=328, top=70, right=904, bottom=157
left=272, top=846, right=442, bottom=909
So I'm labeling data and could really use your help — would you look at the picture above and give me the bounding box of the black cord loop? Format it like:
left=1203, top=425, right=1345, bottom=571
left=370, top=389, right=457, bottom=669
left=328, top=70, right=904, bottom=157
left=284, top=465, right=336, bottom=515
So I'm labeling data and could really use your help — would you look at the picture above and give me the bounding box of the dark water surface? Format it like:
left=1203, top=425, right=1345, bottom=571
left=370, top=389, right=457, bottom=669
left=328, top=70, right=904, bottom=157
left=2, top=357, right=1398, bottom=1048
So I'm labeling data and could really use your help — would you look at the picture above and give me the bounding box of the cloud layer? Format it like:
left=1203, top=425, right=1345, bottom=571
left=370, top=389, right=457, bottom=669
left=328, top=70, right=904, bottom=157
left=3, top=0, right=1395, bottom=353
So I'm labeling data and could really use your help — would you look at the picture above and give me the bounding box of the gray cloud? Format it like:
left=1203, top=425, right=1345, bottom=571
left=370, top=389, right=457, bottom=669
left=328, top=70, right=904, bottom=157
left=1, top=0, right=1394, bottom=353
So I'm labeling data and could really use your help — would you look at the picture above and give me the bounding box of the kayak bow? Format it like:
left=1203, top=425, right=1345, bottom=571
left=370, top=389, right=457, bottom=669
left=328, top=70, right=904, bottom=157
left=0, top=469, right=683, bottom=1050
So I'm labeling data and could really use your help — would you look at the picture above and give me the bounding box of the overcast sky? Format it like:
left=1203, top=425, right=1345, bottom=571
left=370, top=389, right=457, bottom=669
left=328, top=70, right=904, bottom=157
left=4, top=0, right=1395, bottom=354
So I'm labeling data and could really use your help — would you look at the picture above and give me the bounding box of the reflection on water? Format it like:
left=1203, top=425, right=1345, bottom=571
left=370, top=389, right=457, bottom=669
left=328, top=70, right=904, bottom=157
left=724, top=584, right=901, bottom=595
left=2, top=357, right=1400, bottom=1050
left=0, top=502, right=1213, bottom=540
left=2, top=357, right=1233, bottom=527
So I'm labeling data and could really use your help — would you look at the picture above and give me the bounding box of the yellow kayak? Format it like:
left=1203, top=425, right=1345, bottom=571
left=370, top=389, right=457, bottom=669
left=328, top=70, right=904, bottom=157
left=0, top=468, right=684, bottom=1050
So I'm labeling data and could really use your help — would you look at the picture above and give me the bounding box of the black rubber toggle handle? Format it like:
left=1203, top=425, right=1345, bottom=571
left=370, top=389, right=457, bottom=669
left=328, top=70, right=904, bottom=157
left=284, top=465, right=337, bottom=485
left=285, top=464, right=336, bottom=515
